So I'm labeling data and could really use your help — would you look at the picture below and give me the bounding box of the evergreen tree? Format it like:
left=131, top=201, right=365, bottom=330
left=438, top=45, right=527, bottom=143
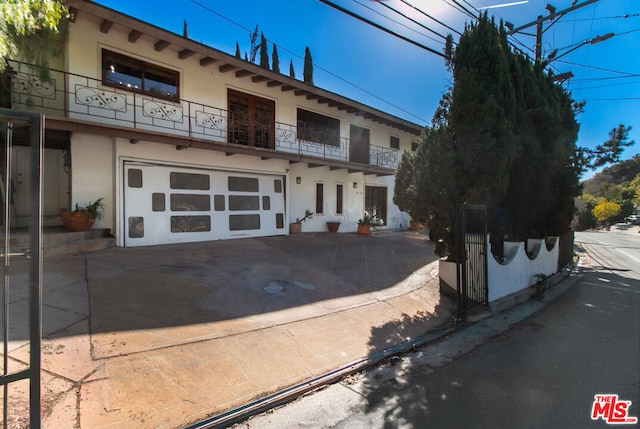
left=289, top=60, right=295, bottom=78
left=303, top=47, right=313, bottom=85
left=235, top=41, right=241, bottom=59
left=399, top=14, right=585, bottom=258
left=271, top=44, right=280, bottom=73
left=259, top=33, right=269, bottom=69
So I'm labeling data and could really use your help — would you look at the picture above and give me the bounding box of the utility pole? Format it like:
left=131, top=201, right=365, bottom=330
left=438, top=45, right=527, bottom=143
left=506, top=0, right=600, bottom=63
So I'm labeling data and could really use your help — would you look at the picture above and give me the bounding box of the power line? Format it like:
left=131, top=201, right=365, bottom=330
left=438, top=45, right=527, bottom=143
left=399, top=0, right=463, bottom=36
left=352, top=0, right=447, bottom=45
left=188, top=0, right=431, bottom=123
left=318, top=0, right=446, bottom=58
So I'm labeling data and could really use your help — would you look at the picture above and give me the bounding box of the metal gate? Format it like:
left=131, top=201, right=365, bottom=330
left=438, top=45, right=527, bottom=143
left=456, top=204, right=488, bottom=319
left=1, top=109, right=43, bottom=428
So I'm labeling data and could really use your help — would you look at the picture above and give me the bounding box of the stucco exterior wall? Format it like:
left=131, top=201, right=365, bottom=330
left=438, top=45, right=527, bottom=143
left=70, top=132, right=115, bottom=231
left=488, top=237, right=559, bottom=302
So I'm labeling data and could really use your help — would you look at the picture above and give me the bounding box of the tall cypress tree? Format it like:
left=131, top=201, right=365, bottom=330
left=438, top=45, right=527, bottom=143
left=289, top=60, right=295, bottom=78
left=303, top=47, right=313, bottom=85
left=271, top=44, right=280, bottom=73
left=259, top=33, right=269, bottom=69
left=235, top=41, right=241, bottom=59
left=402, top=14, right=582, bottom=258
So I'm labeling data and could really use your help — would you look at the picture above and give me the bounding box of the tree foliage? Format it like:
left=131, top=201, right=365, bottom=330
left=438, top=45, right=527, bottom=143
left=271, top=44, right=280, bottom=73
left=396, top=14, right=582, bottom=259
left=259, top=32, right=269, bottom=70
left=592, top=200, right=621, bottom=223
left=289, top=59, right=295, bottom=78
left=303, top=46, right=313, bottom=85
left=0, top=0, right=69, bottom=77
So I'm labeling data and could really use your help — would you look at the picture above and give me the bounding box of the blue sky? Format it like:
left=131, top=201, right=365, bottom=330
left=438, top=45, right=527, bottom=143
left=95, top=0, right=639, bottom=177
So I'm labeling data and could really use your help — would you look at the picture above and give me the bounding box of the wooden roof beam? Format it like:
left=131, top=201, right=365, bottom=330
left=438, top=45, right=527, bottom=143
left=219, top=63, right=237, bottom=73
left=155, top=40, right=170, bottom=52
left=179, top=49, right=196, bottom=59
left=100, top=19, right=113, bottom=34
left=199, top=57, right=218, bottom=66
left=235, top=69, right=253, bottom=78
left=128, top=30, right=143, bottom=43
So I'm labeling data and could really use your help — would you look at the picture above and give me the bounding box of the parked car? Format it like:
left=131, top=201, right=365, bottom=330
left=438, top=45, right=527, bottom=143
left=624, top=214, right=640, bottom=225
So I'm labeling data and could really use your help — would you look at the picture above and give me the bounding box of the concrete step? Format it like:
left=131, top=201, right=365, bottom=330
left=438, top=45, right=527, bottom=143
left=44, top=236, right=116, bottom=256
left=7, top=227, right=115, bottom=256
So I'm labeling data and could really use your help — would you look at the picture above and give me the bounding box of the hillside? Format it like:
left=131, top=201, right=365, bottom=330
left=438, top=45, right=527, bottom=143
left=581, top=155, right=640, bottom=198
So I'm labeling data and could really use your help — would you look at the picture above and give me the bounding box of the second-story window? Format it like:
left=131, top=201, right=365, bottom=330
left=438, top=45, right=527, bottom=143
left=390, top=136, right=400, bottom=149
left=228, top=89, right=275, bottom=149
left=102, top=49, right=179, bottom=101
left=297, top=109, right=340, bottom=147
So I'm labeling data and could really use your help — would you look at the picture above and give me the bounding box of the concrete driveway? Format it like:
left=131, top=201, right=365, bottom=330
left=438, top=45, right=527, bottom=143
left=3, top=231, right=455, bottom=428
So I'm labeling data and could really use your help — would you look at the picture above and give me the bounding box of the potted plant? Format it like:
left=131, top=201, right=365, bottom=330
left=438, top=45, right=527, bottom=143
left=357, top=212, right=376, bottom=236
left=326, top=220, right=341, bottom=233
left=60, top=198, right=105, bottom=232
left=289, top=209, right=314, bottom=234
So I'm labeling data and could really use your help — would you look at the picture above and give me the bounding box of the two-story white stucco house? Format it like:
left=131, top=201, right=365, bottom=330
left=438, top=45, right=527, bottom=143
left=4, top=0, right=422, bottom=247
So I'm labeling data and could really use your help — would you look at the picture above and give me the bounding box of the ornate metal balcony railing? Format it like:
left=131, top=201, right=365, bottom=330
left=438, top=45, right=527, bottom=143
left=6, top=60, right=398, bottom=169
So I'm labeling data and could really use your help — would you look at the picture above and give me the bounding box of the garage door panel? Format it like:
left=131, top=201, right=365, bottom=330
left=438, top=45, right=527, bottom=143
left=124, top=162, right=285, bottom=246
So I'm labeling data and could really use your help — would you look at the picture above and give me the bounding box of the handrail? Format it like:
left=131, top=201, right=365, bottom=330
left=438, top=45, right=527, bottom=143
left=7, top=60, right=399, bottom=169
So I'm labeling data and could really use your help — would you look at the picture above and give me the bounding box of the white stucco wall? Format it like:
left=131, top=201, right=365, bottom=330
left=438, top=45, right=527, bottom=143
left=70, top=133, right=114, bottom=231
left=59, top=7, right=420, bottom=245
left=488, top=237, right=559, bottom=302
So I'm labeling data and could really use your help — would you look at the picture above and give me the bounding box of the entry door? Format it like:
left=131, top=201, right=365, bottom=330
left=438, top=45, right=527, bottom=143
left=365, top=186, right=387, bottom=225
left=349, top=124, right=370, bottom=164
left=123, top=162, right=286, bottom=246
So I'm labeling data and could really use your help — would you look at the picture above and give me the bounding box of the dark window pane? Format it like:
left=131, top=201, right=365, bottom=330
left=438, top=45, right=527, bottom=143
left=262, top=196, right=270, bottom=210
left=297, top=108, right=340, bottom=146
left=214, top=195, right=225, bottom=211
left=228, top=176, right=259, bottom=192
left=274, top=179, right=282, bottom=193
left=316, top=183, right=324, bottom=214
left=170, top=194, right=210, bottom=211
left=390, top=136, right=400, bottom=149
left=229, top=195, right=260, bottom=211
left=171, top=216, right=211, bottom=232
left=128, top=169, right=143, bottom=188
left=170, top=172, right=210, bottom=190
left=276, top=213, right=284, bottom=229
left=102, top=49, right=179, bottom=100
left=144, top=65, right=178, bottom=99
left=128, top=216, right=144, bottom=238
left=152, top=193, right=165, bottom=211
left=336, top=184, right=343, bottom=214
left=229, top=214, right=260, bottom=230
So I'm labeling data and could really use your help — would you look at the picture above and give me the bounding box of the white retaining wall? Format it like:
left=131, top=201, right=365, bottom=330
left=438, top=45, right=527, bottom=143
left=439, top=235, right=560, bottom=303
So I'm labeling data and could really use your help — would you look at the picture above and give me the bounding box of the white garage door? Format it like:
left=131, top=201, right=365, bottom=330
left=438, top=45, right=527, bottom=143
left=123, top=161, right=286, bottom=247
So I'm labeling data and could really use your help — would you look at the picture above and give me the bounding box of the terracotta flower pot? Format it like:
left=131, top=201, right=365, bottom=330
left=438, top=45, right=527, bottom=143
left=326, top=222, right=340, bottom=233
left=289, top=222, right=302, bottom=234
left=357, top=224, right=371, bottom=236
left=60, top=211, right=95, bottom=232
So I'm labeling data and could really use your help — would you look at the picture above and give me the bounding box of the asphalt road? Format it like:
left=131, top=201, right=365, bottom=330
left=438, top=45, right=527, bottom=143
left=237, top=226, right=639, bottom=429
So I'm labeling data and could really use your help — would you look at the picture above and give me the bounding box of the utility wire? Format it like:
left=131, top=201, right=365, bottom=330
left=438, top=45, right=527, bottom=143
left=400, top=0, right=463, bottom=36
left=318, top=0, right=446, bottom=58
left=352, top=0, right=446, bottom=45
left=368, top=0, right=451, bottom=43
left=188, top=0, right=431, bottom=123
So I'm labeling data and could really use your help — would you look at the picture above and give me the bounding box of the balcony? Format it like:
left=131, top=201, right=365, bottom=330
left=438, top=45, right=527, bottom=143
left=6, top=60, right=399, bottom=173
